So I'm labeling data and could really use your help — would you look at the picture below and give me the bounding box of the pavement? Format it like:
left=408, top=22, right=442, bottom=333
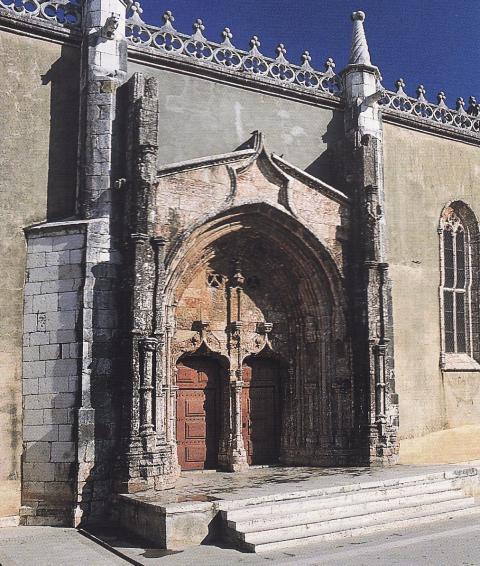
left=0, top=526, right=125, bottom=566
left=1, top=514, right=480, bottom=565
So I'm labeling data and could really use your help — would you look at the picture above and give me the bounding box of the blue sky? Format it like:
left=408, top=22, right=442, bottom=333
left=137, top=0, right=479, bottom=108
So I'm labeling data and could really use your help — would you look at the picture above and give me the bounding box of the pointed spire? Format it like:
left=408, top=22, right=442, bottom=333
left=349, top=11, right=372, bottom=66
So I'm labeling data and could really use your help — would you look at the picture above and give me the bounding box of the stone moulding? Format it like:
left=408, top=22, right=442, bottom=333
left=154, top=141, right=350, bottom=206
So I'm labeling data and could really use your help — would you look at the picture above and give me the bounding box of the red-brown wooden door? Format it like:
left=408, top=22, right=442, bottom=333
left=242, top=358, right=280, bottom=465
left=176, top=358, right=220, bottom=470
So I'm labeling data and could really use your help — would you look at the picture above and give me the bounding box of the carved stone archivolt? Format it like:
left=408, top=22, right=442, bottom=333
left=158, top=204, right=352, bottom=471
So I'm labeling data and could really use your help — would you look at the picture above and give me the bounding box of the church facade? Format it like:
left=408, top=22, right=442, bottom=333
left=0, top=0, right=479, bottom=526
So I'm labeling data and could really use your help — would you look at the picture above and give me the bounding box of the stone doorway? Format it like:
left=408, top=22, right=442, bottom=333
left=242, top=356, right=281, bottom=465
left=176, top=357, right=222, bottom=470
left=162, top=205, right=355, bottom=475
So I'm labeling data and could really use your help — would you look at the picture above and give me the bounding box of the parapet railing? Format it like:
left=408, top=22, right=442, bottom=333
left=125, top=8, right=342, bottom=99
left=0, top=0, right=81, bottom=28
left=2, top=1, right=480, bottom=141
left=380, top=79, right=480, bottom=136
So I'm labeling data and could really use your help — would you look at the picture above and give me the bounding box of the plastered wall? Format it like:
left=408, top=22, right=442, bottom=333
left=0, top=29, right=79, bottom=518
left=128, top=62, right=343, bottom=185
left=383, top=122, right=480, bottom=439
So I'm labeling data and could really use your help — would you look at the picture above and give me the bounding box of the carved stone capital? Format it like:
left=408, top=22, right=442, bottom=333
left=151, top=235, right=168, bottom=248
left=139, top=337, right=158, bottom=352
left=130, top=232, right=149, bottom=245
left=373, top=343, right=388, bottom=356
left=257, top=321, right=273, bottom=335
left=230, top=320, right=243, bottom=334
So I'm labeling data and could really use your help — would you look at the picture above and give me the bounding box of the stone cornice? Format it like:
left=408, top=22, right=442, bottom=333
left=382, top=108, right=480, bottom=147
left=127, top=45, right=344, bottom=111
left=0, top=8, right=80, bottom=45
left=24, top=218, right=89, bottom=233
left=271, top=154, right=349, bottom=204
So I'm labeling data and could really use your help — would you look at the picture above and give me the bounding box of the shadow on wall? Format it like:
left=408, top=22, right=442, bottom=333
left=305, top=110, right=344, bottom=188
left=41, top=45, right=80, bottom=221
left=76, top=256, right=123, bottom=526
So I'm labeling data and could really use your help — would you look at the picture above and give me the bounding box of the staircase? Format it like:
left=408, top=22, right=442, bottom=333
left=221, top=469, right=480, bottom=552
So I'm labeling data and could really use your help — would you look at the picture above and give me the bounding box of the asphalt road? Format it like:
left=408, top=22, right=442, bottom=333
left=1, top=514, right=480, bottom=565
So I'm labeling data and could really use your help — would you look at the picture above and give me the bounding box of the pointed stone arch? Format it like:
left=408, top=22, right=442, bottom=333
left=161, top=202, right=354, bottom=470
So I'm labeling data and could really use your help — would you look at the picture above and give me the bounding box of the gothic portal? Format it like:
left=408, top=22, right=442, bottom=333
left=117, top=104, right=375, bottom=491
left=168, top=219, right=350, bottom=472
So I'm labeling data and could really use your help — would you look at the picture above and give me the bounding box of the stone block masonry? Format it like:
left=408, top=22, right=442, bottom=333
left=22, top=217, right=122, bottom=526
left=22, top=222, right=87, bottom=525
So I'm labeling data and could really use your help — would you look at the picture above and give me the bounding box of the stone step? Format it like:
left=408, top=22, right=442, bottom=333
left=242, top=506, right=480, bottom=553
left=224, top=477, right=465, bottom=522
left=228, top=488, right=467, bottom=532
left=219, top=467, right=478, bottom=514
left=238, top=497, right=477, bottom=548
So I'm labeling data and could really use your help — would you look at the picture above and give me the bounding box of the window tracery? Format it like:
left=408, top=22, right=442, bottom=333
left=439, top=203, right=480, bottom=369
left=207, top=272, right=225, bottom=289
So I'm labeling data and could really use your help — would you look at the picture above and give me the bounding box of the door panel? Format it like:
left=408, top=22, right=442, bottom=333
left=242, top=358, right=280, bottom=465
left=176, top=359, right=220, bottom=470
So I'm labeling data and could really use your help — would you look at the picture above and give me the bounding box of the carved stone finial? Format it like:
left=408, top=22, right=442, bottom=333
left=220, top=27, right=235, bottom=49
left=301, top=50, right=311, bottom=64
left=456, top=97, right=466, bottom=113
left=349, top=10, right=372, bottom=65
left=250, top=35, right=261, bottom=49
left=437, top=91, right=447, bottom=107
left=351, top=10, right=366, bottom=21
left=127, top=0, right=144, bottom=22
left=191, top=17, right=206, bottom=40
left=395, top=78, right=407, bottom=97
left=416, top=84, right=427, bottom=102
left=300, top=50, right=314, bottom=71
left=324, top=57, right=336, bottom=75
left=193, top=18, right=205, bottom=32
left=275, top=43, right=289, bottom=63
left=163, top=10, right=174, bottom=24
left=325, top=57, right=335, bottom=69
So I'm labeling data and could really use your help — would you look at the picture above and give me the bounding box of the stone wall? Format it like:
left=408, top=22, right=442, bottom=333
left=383, top=122, right=480, bottom=440
left=22, top=223, right=86, bottom=525
left=21, top=217, right=121, bottom=525
left=0, top=28, right=80, bottom=519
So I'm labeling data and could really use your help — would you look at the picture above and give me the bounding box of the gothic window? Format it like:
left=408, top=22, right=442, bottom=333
left=440, top=202, right=480, bottom=369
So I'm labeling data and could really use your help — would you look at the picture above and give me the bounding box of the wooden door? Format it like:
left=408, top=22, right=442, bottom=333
left=176, top=358, right=220, bottom=470
left=242, top=358, right=280, bottom=465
